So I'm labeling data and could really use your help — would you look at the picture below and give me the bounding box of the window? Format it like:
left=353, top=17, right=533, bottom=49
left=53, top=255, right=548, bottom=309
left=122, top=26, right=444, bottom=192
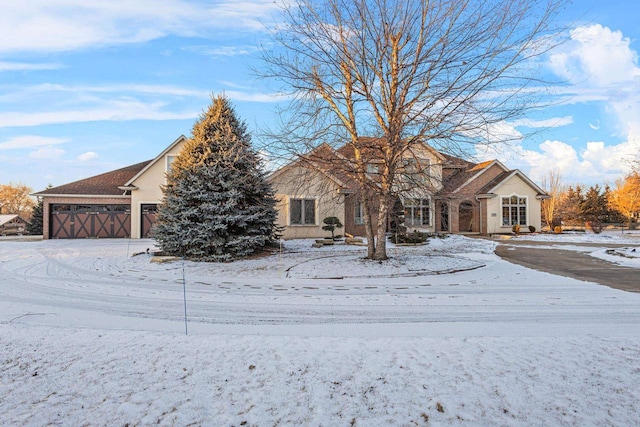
left=354, top=202, right=364, bottom=225
left=166, top=155, right=175, bottom=172
left=401, top=158, right=431, bottom=185
left=502, top=196, right=527, bottom=226
left=405, top=198, right=431, bottom=226
left=290, top=198, right=316, bottom=225
left=366, top=164, right=379, bottom=174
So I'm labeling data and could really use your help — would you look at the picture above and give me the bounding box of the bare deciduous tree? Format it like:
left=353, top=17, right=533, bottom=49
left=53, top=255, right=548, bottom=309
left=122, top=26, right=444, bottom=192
left=260, top=0, right=564, bottom=259
left=541, top=170, right=563, bottom=229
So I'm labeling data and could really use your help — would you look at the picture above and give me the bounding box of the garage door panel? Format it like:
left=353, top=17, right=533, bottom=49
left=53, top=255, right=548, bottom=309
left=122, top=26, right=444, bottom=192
left=74, top=213, right=92, bottom=238
left=94, top=213, right=112, bottom=238
left=50, top=212, right=72, bottom=239
left=112, top=213, right=131, bottom=238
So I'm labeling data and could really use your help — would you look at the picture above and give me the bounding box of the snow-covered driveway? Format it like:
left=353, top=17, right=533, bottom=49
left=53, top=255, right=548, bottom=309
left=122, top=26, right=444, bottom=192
left=2, top=234, right=640, bottom=425
left=1, top=236, right=639, bottom=335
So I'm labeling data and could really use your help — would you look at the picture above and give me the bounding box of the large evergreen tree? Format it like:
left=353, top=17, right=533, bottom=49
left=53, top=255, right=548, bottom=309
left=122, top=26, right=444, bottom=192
left=153, top=95, right=279, bottom=261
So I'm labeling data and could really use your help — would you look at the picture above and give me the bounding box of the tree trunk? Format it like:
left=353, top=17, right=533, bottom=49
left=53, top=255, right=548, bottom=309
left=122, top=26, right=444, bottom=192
left=373, top=196, right=389, bottom=260
left=362, top=196, right=375, bottom=259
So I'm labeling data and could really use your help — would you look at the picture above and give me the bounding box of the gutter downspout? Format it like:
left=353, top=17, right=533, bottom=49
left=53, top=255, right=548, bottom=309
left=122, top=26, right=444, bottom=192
left=476, top=196, right=483, bottom=235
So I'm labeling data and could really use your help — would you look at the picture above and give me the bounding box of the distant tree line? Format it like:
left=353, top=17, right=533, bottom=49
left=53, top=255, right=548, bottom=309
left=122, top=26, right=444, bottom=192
left=541, top=170, right=640, bottom=232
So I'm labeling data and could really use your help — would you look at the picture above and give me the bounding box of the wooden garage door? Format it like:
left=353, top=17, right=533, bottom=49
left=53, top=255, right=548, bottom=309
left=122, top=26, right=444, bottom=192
left=50, top=204, right=131, bottom=239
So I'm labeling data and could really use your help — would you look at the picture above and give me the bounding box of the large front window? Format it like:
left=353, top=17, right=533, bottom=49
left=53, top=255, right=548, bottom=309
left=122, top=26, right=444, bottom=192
left=290, top=198, right=316, bottom=225
left=502, top=196, right=527, bottom=226
left=405, top=198, right=431, bottom=226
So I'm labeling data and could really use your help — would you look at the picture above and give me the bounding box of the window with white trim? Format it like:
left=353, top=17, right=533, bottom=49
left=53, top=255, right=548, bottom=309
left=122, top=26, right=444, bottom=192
left=290, top=198, right=316, bottom=225
left=166, top=155, right=175, bottom=172
left=502, top=196, right=527, bottom=226
left=405, top=198, right=431, bottom=226
left=354, top=202, right=364, bottom=225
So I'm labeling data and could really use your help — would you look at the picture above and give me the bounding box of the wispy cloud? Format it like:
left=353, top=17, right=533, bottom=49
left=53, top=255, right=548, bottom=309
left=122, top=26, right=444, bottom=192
left=0, top=1, right=281, bottom=54
left=0, top=61, right=63, bottom=71
left=0, top=101, right=198, bottom=128
left=77, top=151, right=98, bottom=161
left=512, top=117, right=573, bottom=128
left=0, top=83, right=288, bottom=128
left=0, top=135, right=69, bottom=150
left=184, top=44, right=261, bottom=58
left=28, top=147, right=65, bottom=159
left=0, top=83, right=209, bottom=100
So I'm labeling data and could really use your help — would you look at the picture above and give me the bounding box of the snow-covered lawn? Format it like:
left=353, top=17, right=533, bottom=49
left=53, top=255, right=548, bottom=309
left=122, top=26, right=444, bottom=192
left=1, top=234, right=640, bottom=425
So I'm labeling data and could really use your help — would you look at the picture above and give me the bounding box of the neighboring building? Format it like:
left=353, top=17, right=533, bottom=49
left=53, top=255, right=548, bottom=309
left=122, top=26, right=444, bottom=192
left=34, top=136, right=187, bottom=239
left=34, top=135, right=547, bottom=239
left=0, top=214, right=29, bottom=235
left=268, top=140, right=549, bottom=239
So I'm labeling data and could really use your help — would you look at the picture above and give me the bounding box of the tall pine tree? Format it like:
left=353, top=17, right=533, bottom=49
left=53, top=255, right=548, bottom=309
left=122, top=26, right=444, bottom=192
left=153, top=95, right=279, bottom=261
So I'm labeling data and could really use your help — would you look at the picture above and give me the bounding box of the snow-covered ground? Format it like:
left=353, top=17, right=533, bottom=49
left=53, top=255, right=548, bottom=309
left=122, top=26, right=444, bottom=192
left=1, top=233, right=640, bottom=425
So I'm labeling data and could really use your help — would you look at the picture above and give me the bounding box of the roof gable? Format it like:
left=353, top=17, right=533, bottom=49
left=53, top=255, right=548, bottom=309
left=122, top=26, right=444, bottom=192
left=267, top=143, right=350, bottom=189
left=0, top=214, right=25, bottom=226
left=125, top=135, right=188, bottom=187
left=480, top=169, right=548, bottom=196
left=451, top=160, right=509, bottom=194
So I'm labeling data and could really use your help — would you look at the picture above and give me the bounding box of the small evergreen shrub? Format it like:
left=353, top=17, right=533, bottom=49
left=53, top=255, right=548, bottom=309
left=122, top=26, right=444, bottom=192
left=322, top=216, right=343, bottom=240
left=388, top=231, right=446, bottom=244
left=528, top=225, right=536, bottom=233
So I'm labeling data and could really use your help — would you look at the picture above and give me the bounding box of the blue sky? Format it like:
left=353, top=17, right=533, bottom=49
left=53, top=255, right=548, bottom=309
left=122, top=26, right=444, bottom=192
left=1, top=0, right=639, bottom=193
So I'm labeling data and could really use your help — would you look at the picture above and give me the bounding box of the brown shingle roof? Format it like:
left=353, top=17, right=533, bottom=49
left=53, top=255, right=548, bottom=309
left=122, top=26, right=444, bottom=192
left=35, top=160, right=152, bottom=196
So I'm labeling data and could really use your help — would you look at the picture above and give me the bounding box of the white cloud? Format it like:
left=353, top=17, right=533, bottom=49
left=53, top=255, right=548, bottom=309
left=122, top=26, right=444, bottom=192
left=0, top=84, right=287, bottom=128
left=0, top=61, right=62, bottom=71
left=77, top=152, right=98, bottom=162
left=28, top=147, right=65, bottom=159
left=184, top=44, right=261, bottom=58
left=0, top=100, right=198, bottom=128
left=511, top=116, right=573, bottom=129
left=0, top=135, right=69, bottom=150
left=549, top=25, right=640, bottom=86
left=493, top=138, right=640, bottom=186
left=547, top=24, right=640, bottom=139
left=0, top=1, right=281, bottom=54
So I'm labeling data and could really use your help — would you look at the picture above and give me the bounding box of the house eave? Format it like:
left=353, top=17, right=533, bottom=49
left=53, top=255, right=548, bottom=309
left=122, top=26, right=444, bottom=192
left=36, top=194, right=132, bottom=199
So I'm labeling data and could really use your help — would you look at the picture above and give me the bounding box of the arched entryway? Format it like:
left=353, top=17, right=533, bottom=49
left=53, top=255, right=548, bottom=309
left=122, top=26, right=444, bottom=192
left=459, top=201, right=474, bottom=232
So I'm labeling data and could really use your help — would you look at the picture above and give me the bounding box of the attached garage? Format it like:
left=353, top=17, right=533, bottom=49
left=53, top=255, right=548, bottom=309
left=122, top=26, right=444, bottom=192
left=34, top=160, right=152, bottom=240
left=33, top=135, right=187, bottom=240
left=49, top=204, right=131, bottom=239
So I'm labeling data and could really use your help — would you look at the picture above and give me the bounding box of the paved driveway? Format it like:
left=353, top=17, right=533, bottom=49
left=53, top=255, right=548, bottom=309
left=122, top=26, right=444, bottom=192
left=493, top=239, right=640, bottom=293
